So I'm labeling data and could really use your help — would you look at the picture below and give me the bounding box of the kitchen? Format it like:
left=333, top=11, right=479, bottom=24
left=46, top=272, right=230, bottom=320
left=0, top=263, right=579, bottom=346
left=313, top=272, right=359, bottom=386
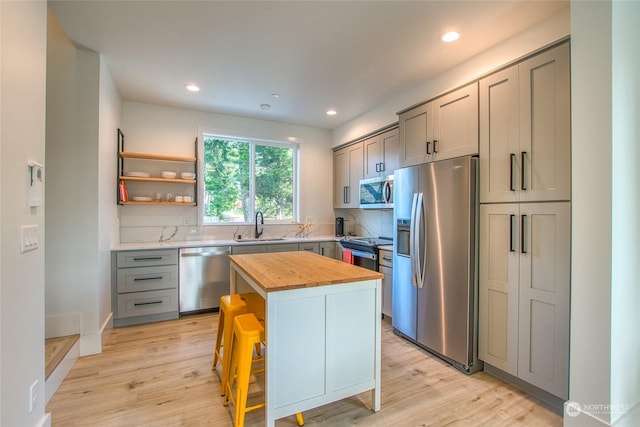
left=3, top=5, right=640, bottom=427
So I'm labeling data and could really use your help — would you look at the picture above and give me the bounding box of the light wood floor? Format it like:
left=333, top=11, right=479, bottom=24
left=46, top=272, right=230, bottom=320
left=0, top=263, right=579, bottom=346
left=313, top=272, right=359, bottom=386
left=46, top=313, right=563, bottom=426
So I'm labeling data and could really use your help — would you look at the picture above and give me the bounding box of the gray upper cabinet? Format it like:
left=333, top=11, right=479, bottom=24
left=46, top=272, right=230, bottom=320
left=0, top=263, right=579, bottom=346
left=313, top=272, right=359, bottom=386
left=363, top=127, right=399, bottom=179
left=399, top=101, right=433, bottom=167
left=480, top=43, right=570, bottom=203
left=399, top=82, right=478, bottom=168
left=333, top=142, right=363, bottom=208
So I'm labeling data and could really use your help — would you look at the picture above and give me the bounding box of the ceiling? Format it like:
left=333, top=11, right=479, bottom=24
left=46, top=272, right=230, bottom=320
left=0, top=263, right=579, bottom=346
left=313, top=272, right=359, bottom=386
left=49, top=1, right=568, bottom=130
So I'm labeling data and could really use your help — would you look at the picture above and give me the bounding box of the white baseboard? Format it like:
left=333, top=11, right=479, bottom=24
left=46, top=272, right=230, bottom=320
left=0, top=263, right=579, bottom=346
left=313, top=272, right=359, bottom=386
left=36, top=413, right=51, bottom=427
left=45, top=339, right=79, bottom=405
left=79, top=312, right=114, bottom=356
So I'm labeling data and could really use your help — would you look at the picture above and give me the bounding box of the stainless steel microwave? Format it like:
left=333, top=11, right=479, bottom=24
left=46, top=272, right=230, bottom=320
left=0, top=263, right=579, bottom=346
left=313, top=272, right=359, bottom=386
left=359, top=175, right=393, bottom=209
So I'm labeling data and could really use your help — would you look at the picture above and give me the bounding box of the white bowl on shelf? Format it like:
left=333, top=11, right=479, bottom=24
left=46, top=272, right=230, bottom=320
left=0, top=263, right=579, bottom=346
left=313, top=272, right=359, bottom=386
left=181, top=172, right=196, bottom=180
left=124, top=171, right=150, bottom=178
left=161, top=171, right=177, bottom=179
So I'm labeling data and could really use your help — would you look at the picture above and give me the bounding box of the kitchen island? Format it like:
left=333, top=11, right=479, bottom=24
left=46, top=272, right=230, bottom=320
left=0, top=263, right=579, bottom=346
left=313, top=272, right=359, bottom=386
left=229, top=251, right=383, bottom=427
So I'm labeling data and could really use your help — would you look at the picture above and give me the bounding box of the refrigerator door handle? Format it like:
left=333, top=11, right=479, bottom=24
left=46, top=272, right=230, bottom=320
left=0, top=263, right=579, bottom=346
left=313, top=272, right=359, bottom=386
left=415, top=192, right=426, bottom=288
left=410, top=193, right=419, bottom=287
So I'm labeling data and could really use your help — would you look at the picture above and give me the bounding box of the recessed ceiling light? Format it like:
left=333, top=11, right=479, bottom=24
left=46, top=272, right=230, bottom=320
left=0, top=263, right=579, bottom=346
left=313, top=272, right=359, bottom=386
left=326, top=109, right=337, bottom=116
left=272, top=93, right=280, bottom=98
left=261, top=103, right=271, bottom=110
left=185, top=83, right=200, bottom=92
left=440, top=31, right=460, bottom=43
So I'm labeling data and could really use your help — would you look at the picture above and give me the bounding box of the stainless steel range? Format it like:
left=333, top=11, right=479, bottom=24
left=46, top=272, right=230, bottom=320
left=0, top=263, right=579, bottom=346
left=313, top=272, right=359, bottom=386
left=339, top=236, right=393, bottom=271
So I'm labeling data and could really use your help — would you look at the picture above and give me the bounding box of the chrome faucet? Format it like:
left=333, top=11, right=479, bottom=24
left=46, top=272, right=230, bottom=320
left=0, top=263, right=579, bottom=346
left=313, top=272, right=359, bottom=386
left=255, top=211, right=264, bottom=239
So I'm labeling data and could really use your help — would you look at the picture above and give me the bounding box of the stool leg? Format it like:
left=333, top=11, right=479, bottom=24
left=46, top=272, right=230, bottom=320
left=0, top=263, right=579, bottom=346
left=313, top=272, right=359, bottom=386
left=234, top=336, right=253, bottom=427
left=296, top=412, right=304, bottom=426
left=220, top=310, right=240, bottom=394
left=212, top=311, right=225, bottom=370
left=223, top=331, right=238, bottom=407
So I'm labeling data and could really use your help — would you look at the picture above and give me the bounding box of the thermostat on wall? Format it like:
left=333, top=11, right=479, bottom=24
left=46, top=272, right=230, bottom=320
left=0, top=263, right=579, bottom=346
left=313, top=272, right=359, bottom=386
left=28, top=161, right=44, bottom=207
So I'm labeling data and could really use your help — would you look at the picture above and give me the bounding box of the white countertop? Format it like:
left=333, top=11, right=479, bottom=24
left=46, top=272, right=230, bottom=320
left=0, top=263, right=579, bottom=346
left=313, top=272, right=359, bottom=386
left=112, top=236, right=340, bottom=251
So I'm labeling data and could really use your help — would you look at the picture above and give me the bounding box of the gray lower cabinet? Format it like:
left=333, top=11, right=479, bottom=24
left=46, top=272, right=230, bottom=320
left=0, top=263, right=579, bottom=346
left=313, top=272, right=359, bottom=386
left=298, top=242, right=320, bottom=254
left=319, top=242, right=335, bottom=259
left=113, top=249, right=179, bottom=327
left=378, top=249, right=393, bottom=318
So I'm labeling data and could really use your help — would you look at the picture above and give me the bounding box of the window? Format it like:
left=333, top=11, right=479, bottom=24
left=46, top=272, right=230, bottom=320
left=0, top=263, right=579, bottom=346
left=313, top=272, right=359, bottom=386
left=200, top=134, right=298, bottom=224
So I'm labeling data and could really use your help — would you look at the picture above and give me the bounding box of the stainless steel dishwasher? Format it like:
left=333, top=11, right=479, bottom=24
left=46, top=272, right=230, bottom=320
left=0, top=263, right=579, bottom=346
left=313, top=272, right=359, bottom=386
left=179, top=246, right=230, bottom=314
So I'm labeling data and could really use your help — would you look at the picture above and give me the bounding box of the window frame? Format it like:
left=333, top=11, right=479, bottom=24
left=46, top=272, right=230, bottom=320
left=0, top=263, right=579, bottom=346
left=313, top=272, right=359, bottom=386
left=197, top=131, right=299, bottom=226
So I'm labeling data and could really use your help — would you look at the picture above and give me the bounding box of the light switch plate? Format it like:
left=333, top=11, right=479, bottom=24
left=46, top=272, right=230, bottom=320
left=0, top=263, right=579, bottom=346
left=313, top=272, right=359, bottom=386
left=21, top=225, right=38, bottom=253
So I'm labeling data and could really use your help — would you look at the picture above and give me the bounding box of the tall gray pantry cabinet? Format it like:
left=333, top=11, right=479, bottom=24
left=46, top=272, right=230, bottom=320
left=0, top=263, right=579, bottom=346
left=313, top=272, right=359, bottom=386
left=477, top=42, right=571, bottom=400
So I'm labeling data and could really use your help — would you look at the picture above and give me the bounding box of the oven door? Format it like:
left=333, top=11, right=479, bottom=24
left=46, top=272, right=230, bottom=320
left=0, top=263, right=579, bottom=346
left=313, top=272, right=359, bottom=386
left=350, top=249, right=378, bottom=271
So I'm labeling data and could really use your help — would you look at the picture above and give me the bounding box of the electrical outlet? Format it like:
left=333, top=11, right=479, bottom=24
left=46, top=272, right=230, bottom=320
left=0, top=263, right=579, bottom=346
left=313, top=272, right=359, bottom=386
left=183, top=216, right=193, bottom=226
left=29, top=380, right=38, bottom=412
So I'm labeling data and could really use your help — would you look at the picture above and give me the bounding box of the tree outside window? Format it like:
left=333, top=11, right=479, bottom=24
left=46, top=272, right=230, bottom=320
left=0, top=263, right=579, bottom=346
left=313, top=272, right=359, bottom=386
left=201, top=135, right=296, bottom=223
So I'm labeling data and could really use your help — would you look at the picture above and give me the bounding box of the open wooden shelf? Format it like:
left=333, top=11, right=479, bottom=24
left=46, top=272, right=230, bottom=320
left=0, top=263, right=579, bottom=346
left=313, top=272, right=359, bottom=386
left=119, top=176, right=196, bottom=184
left=119, top=201, right=197, bottom=206
left=119, top=151, right=196, bottom=163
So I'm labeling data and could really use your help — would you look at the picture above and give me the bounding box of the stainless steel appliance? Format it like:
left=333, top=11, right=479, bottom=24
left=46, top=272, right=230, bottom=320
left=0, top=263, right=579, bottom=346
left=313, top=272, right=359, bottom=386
left=359, top=175, right=393, bottom=209
left=392, top=155, right=480, bottom=373
left=339, top=236, right=392, bottom=271
left=179, top=246, right=230, bottom=314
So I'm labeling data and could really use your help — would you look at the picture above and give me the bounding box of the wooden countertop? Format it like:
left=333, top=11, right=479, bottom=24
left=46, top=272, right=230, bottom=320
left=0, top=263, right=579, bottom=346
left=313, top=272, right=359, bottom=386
left=229, top=251, right=383, bottom=292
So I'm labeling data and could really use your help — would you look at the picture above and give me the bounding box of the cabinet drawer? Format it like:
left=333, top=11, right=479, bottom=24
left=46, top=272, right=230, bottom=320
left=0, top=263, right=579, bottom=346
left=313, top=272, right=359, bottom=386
left=298, top=242, right=320, bottom=253
left=117, top=249, right=178, bottom=268
left=116, top=289, right=178, bottom=318
left=378, top=249, right=393, bottom=268
left=117, top=265, right=178, bottom=293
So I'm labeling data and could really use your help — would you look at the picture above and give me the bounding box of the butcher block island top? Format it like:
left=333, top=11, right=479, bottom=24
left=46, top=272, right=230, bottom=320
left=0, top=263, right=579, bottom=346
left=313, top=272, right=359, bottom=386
left=229, top=250, right=383, bottom=292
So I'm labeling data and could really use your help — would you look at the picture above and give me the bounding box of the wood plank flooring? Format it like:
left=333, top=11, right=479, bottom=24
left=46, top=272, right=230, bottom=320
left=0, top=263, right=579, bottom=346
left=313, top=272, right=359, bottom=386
left=45, top=313, right=562, bottom=426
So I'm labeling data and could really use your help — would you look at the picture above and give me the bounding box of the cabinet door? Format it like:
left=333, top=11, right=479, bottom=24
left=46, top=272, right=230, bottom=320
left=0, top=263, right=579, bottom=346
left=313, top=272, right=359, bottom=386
left=517, top=202, right=570, bottom=399
left=333, top=143, right=363, bottom=208
left=381, top=128, right=399, bottom=175
left=432, top=82, right=479, bottom=161
left=319, top=242, right=335, bottom=258
left=478, top=204, right=519, bottom=375
left=347, top=143, right=363, bottom=208
left=380, top=265, right=393, bottom=317
left=480, top=66, right=520, bottom=203
left=363, top=135, right=382, bottom=179
left=519, top=43, right=571, bottom=202
left=334, top=148, right=350, bottom=208
left=399, top=102, right=432, bottom=167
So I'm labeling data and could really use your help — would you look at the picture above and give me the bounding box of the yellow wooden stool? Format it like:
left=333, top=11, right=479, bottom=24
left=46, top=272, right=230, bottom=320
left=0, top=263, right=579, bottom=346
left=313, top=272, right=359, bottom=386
left=223, top=313, right=304, bottom=427
left=213, top=293, right=265, bottom=394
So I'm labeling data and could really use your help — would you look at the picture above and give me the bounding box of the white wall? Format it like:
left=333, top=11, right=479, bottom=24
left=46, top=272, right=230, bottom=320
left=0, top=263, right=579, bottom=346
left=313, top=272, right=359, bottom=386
left=568, top=1, right=640, bottom=426
left=45, top=11, right=119, bottom=356
left=119, top=102, right=334, bottom=243
left=333, top=9, right=570, bottom=147
left=0, top=1, right=49, bottom=426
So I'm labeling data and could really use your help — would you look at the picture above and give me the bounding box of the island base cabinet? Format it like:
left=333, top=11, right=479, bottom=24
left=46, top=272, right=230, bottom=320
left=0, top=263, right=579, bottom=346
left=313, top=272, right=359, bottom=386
left=265, top=280, right=381, bottom=424
left=478, top=202, right=570, bottom=400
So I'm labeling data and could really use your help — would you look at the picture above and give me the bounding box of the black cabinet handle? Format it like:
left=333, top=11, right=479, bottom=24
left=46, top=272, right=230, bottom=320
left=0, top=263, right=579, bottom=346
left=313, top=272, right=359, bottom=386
left=521, top=151, right=527, bottom=190
left=343, top=186, right=348, bottom=204
left=426, top=141, right=431, bottom=155
left=509, top=214, right=516, bottom=252
left=134, top=301, right=163, bottom=306
left=433, top=139, right=438, bottom=153
left=510, top=153, right=516, bottom=191
left=521, top=214, right=527, bottom=254
left=379, top=162, right=385, bottom=172
left=133, top=276, right=163, bottom=281
left=133, top=257, right=163, bottom=261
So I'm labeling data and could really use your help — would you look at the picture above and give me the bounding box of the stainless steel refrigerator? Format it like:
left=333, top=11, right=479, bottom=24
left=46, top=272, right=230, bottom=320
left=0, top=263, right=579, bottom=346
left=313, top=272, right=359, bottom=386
left=392, top=155, right=480, bottom=373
